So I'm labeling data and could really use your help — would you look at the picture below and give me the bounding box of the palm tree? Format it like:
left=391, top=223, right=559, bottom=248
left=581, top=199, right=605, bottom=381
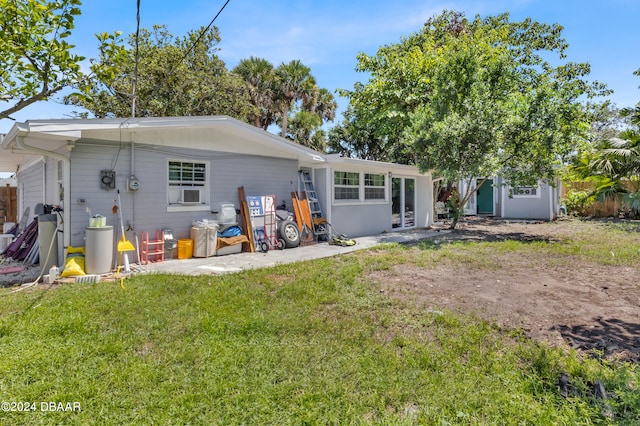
left=287, top=110, right=324, bottom=150
left=274, top=60, right=316, bottom=138
left=234, top=58, right=337, bottom=146
left=304, top=87, right=337, bottom=123
left=593, top=132, right=639, bottom=178
left=566, top=70, right=640, bottom=216
left=287, top=87, right=338, bottom=150
left=584, top=131, right=640, bottom=217
left=233, top=57, right=277, bottom=129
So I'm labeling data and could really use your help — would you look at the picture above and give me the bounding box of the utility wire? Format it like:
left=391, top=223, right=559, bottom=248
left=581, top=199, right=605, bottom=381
left=136, top=0, right=231, bottom=111
left=163, top=0, right=231, bottom=81
left=180, top=0, right=230, bottom=65
left=131, top=0, right=141, bottom=118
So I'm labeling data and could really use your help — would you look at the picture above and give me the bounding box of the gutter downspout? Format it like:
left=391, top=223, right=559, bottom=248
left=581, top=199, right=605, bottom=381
left=16, top=136, right=72, bottom=256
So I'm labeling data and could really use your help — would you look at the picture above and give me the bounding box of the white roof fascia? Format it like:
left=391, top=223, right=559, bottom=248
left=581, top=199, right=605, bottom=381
left=325, top=154, right=428, bottom=176
left=0, top=121, right=27, bottom=149
left=2, top=121, right=81, bottom=148
left=7, top=115, right=327, bottom=164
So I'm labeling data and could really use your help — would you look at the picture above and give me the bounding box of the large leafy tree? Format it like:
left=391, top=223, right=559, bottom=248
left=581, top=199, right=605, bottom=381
left=342, top=11, right=608, bottom=228
left=67, top=24, right=254, bottom=119
left=328, top=106, right=400, bottom=161
left=621, top=68, right=640, bottom=128
left=585, top=101, right=626, bottom=143
left=0, top=0, right=87, bottom=120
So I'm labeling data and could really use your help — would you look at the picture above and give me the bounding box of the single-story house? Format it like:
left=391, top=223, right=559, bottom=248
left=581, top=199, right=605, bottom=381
left=0, top=116, right=434, bottom=266
left=459, top=177, right=562, bottom=221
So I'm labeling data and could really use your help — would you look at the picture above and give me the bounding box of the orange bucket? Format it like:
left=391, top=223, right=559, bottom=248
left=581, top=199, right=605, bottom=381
left=177, top=239, right=193, bottom=259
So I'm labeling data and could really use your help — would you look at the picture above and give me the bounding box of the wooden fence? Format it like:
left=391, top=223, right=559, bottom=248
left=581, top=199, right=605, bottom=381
left=0, top=184, right=18, bottom=229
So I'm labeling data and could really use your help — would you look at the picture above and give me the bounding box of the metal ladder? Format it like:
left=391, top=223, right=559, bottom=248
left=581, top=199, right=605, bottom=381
left=299, top=170, right=329, bottom=238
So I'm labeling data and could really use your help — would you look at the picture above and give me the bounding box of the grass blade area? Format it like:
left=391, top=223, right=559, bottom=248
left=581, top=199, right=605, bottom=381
left=0, top=220, right=638, bottom=424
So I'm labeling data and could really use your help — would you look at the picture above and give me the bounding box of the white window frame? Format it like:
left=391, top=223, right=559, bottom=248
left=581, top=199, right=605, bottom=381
left=166, top=159, right=211, bottom=212
left=364, top=173, right=387, bottom=201
left=511, top=186, right=540, bottom=199
left=332, top=170, right=388, bottom=205
left=333, top=171, right=360, bottom=201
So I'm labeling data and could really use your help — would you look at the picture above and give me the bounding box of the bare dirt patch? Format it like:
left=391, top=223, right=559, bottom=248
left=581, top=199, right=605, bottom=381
left=373, top=217, right=640, bottom=363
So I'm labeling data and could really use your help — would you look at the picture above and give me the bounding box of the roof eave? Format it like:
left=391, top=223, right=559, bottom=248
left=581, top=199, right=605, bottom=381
left=325, top=154, right=430, bottom=175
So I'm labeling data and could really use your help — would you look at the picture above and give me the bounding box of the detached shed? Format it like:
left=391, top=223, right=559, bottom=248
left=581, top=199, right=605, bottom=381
left=460, top=177, right=562, bottom=221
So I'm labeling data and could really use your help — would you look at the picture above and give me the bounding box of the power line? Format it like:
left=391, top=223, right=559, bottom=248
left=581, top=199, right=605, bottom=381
left=166, top=0, right=231, bottom=79
left=131, top=0, right=141, bottom=118
left=139, top=0, right=231, bottom=113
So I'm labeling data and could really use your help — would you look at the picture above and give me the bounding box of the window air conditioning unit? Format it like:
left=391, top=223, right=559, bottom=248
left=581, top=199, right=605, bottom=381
left=181, top=188, right=202, bottom=204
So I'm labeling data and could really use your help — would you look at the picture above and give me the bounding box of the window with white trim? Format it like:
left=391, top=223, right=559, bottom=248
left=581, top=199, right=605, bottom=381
left=333, top=170, right=388, bottom=203
left=334, top=171, right=360, bottom=200
left=167, top=160, right=210, bottom=210
left=364, top=173, right=386, bottom=200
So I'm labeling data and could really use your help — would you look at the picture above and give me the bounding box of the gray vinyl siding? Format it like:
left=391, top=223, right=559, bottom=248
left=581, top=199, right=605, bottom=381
left=319, top=166, right=392, bottom=237
left=17, top=160, right=44, bottom=220
left=502, top=182, right=553, bottom=220
left=67, top=142, right=299, bottom=246
left=42, top=157, right=62, bottom=206
left=330, top=204, right=391, bottom=237
left=318, top=169, right=432, bottom=237
left=312, top=168, right=328, bottom=220
left=211, top=154, right=298, bottom=210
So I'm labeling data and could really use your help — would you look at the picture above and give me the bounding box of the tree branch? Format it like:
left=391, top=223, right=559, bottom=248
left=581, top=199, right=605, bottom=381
left=0, top=84, right=64, bottom=120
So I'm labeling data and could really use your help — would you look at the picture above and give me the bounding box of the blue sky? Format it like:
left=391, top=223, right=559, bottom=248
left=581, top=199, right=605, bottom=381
left=1, top=0, right=639, bottom=135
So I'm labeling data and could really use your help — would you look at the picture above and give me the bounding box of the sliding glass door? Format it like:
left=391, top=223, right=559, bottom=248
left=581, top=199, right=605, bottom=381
left=392, top=177, right=415, bottom=229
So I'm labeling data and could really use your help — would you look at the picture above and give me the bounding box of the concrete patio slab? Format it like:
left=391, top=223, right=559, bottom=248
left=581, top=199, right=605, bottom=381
left=134, top=227, right=448, bottom=276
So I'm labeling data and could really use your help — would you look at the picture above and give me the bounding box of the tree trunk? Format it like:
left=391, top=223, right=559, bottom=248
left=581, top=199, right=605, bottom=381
left=447, top=176, right=492, bottom=230
left=449, top=215, right=460, bottom=230
left=280, top=105, right=289, bottom=138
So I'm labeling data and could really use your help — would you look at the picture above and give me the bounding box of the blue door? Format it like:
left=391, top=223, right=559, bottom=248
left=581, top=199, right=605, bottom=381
left=476, top=179, right=494, bottom=215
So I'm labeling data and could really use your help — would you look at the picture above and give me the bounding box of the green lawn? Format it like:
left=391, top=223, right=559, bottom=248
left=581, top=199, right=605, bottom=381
left=0, top=220, right=638, bottom=425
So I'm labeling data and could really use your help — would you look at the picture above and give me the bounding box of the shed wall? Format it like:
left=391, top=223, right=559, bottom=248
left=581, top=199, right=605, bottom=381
left=501, top=182, right=553, bottom=220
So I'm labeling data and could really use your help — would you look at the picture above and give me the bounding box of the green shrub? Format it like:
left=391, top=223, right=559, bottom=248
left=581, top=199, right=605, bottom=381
left=563, top=190, right=596, bottom=216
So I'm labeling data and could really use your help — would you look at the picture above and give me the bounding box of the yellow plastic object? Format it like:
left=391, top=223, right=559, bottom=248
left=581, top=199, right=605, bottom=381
left=177, top=239, right=193, bottom=259
left=115, top=264, right=126, bottom=289
left=118, top=237, right=135, bottom=252
left=60, top=246, right=86, bottom=278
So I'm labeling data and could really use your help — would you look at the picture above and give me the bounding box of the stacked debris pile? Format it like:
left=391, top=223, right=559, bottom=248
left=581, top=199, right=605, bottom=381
left=3, top=220, right=39, bottom=262
left=0, top=258, right=40, bottom=288
left=1, top=219, right=42, bottom=287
